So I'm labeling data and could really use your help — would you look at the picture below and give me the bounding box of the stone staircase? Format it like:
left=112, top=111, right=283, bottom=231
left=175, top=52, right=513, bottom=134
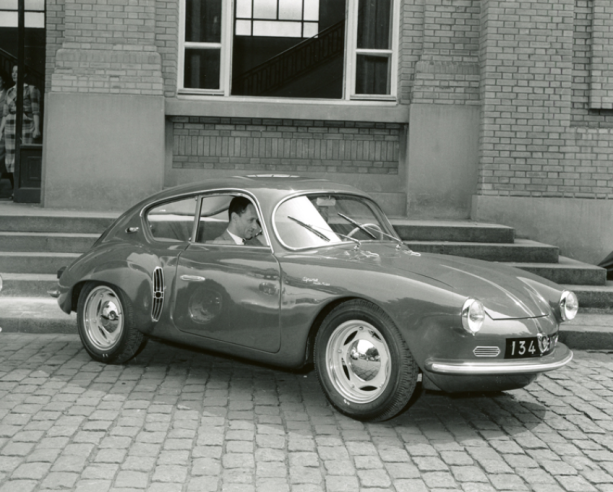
left=392, top=219, right=612, bottom=310
left=0, top=206, right=611, bottom=321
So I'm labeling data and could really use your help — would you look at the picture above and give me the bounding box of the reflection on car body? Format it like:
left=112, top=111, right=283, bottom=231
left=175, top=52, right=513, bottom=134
left=50, top=175, right=577, bottom=421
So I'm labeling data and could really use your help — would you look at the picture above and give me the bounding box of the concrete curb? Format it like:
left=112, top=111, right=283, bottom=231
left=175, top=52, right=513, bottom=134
left=0, top=297, right=611, bottom=350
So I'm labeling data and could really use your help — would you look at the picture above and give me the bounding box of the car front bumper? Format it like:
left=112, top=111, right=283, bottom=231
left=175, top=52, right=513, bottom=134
left=422, top=343, right=573, bottom=393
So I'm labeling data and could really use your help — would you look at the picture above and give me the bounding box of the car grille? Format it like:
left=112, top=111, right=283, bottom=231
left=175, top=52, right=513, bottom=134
left=473, top=346, right=501, bottom=358
left=152, top=267, right=164, bottom=322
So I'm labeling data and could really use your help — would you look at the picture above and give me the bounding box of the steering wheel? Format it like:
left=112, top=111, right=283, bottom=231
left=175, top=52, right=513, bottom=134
left=347, top=223, right=383, bottom=240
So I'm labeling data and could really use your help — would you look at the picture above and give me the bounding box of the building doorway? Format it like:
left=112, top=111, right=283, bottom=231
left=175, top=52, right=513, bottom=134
left=0, top=0, right=45, bottom=203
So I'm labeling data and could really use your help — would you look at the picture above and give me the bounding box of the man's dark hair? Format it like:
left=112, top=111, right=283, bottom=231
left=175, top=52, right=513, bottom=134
left=228, top=196, right=252, bottom=220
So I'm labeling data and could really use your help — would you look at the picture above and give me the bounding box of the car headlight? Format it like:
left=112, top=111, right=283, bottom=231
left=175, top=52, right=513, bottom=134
left=559, top=290, right=579, bottom=321
left=461, top=298, right=485, bottom=335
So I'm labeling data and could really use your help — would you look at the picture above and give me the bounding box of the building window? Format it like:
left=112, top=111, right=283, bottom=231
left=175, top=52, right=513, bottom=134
left=179, top=0, right=398, bottom=100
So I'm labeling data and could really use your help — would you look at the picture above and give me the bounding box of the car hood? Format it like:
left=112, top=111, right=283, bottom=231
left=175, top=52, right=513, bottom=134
left=324, top=244, right=555, bottom=319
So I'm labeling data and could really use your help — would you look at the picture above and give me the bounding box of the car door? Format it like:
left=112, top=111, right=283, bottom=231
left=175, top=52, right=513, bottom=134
left=171, top=193, right=282, bottom=353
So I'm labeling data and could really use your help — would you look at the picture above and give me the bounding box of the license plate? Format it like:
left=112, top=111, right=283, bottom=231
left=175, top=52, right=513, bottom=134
left=505, top=337, right=549, bottom=359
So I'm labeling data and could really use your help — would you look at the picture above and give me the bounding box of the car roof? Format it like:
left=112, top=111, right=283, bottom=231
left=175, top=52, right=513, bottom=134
left=145, top=175, right=371, bottom=203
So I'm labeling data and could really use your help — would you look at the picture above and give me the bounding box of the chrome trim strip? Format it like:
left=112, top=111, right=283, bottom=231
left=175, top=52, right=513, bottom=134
left=426, top=348, right=573, bottom=375
left=151, top=267, right=165, bottom=322
left=473, top=346, right=501, bottom=358
left=180, top=275, right=206, bottom=282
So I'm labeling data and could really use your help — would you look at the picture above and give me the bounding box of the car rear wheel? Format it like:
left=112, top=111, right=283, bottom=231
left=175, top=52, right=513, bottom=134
left=77, top=283, right=147, bottom=364
left=314, top=300, right=419, bottom=421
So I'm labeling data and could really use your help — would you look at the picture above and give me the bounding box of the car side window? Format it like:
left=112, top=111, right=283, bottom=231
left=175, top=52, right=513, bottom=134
left=146, top=197, right=197, bottom=242
left=196, top=194, right=267, bottom=246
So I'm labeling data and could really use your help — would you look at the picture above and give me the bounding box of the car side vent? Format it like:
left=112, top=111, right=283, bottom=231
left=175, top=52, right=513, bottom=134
left=152, top=267, right=164, bottom=322
left=473, top=346, right=501, bottom=358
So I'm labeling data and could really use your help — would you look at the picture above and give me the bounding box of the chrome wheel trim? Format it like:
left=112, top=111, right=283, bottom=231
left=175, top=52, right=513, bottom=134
left=83, top=286, right=124, bottom=350
left=325, top=320, right=391, bottom=404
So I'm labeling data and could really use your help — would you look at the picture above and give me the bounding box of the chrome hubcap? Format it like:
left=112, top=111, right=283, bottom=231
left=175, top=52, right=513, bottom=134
left=326, top=320, right=391, bottom=404
left=83, top=286, right=124, bottom=350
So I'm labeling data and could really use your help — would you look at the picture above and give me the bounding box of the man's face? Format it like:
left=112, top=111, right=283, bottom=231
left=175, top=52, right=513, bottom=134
left=232, top=204, right=259, bottom=240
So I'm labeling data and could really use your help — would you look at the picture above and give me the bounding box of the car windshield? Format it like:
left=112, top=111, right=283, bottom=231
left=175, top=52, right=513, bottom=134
left=274, top=193, right=397, bottom=249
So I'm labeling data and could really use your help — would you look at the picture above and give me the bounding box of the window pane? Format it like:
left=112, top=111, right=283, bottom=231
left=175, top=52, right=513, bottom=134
left=232, top=0, right=345, bottom=99
left=254, top=0, right=277, bottom=19
left=184, top=49, right=221, bottom=89
left=236, top=0, right=252, bottom=18
left=253, top=20, right=301, bottom=37
left=355, top=54, right=389, bottom=95
left=304, top=0, right=319, bottom=21
left=0, top=12, right=17, bottom=27
left=185, top=0, right=222, bottom=43
left=25, top=0, right=44, bottom=10
left=235, top=19, right=251, bottom=36
left=279, top=0, right=302, bottom=20
left=303, top=22, right=318, bottom=38
left=147, top=198, right=197, bottom=243
left=357, top=0, right=391, bottom=50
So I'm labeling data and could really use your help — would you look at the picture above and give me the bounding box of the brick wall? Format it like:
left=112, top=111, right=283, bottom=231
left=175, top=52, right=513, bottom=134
left=411, top=0, right=481, bottom=105
left=45, top=0, right=65, bottom=92
left=50, top=0, right=164, bottom=95
left=398, top=0, right=424, bottom=105
left=588, top=0, right=613, bottom=109
left=477, top=0, right=613, bottom=200
left=155, top=0, right=179, bottom=97
left=172, top=117, right=402, bottom=175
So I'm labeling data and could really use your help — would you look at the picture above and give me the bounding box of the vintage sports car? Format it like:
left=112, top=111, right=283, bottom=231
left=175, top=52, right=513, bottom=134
left=52, top=175, right=576, bottom=421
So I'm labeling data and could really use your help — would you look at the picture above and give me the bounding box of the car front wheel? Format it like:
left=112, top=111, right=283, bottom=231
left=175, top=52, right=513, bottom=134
left=314, top=300, right=419, bottom=421
left=77, top=282, right=147, bottom=364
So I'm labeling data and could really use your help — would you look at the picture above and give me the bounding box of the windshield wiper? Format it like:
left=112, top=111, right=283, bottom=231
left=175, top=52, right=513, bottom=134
left=338, top=212, right=410, bottom=250
left=337, top=213, right=377, bottom=239
left=288, top=216, right=330, bottom=242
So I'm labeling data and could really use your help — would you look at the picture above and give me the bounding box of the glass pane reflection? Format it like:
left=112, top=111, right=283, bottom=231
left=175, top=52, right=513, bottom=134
left=184, top=49, right=221, bottom=89
left=185, top=0, right=222, bottom=43
left=355, top=54, right=389, bottom=95
left=357, top=0, right=391, bottom=50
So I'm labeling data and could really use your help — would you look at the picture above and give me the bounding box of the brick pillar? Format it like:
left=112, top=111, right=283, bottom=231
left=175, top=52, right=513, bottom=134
left=477, top=0, right=575, bottom=198
left=43, top=0, right=165, bottom=211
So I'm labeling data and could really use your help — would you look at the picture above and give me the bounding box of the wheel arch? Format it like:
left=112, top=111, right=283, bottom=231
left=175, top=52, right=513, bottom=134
left=303, top=296, right=396, bottom=368
left=70, top=267, right=158, bottom=335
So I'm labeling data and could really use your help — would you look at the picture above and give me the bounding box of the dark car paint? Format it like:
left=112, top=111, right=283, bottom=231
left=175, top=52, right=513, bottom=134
left=57, top=176, right=572, bottom=388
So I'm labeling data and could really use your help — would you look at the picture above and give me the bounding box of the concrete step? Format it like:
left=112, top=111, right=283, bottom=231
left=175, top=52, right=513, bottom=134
left=0, top=273, right=59, bottom=296
left=392, top=219, right=515, bottom=243
left=407, top=239, right=559, bottom=263
left=0, top=232, right=99, bottom=253
left=507, top=256, right=607, bottom=286
left=0, top=214, right=116, bottom=234
left=561, top=282, right=613, bottom=310
left=0, top=252, right=80, bottom=274
left=0, top=297, right=610, bottom=349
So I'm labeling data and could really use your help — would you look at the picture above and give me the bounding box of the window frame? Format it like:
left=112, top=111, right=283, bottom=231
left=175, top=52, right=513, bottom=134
left=177, top=0, right=400, bottom=101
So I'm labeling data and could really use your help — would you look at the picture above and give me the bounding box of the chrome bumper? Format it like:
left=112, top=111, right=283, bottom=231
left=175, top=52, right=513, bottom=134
left=425, top=343, right=573, bottom=375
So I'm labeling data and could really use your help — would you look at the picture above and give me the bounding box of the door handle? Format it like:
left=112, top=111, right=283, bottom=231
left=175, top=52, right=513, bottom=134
left=180, top=275, right=206, bottom=282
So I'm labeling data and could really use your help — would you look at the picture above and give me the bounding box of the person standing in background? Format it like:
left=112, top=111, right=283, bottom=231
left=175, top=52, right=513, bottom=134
left=0, top=64, right=41, bottom=200
left=0, top=71, right=10, bottom=197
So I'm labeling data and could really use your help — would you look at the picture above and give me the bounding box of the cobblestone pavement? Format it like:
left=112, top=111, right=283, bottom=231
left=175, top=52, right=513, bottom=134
left=0, top=334, right=612, bottom=492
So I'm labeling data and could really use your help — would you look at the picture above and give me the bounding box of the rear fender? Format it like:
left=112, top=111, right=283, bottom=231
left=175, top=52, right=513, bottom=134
left=63, top=259, right=160, bottom=335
